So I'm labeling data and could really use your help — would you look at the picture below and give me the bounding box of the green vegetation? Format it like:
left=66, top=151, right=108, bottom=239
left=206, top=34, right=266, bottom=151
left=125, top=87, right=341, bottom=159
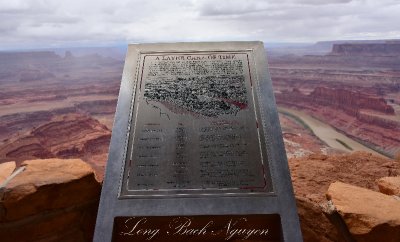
left=335, top=139, right=353, bottom=151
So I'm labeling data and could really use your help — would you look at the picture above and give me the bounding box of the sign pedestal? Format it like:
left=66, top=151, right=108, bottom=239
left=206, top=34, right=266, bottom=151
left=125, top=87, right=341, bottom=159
left=94, top=42, right=302, bottom=241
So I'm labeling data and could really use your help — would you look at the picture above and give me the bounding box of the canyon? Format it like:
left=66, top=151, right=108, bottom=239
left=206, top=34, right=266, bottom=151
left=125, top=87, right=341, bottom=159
left=0, top=51, right=121, bottom=178
left=271, top=41, right=400, bottom=158
left=0, top=41, right=398, bottom=175
left=0, top=41, right=399, bottom=241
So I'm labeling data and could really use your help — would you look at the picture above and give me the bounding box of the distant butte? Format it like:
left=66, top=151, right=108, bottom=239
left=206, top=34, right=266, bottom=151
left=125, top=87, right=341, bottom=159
left=330, top=43, right=400, bottom=56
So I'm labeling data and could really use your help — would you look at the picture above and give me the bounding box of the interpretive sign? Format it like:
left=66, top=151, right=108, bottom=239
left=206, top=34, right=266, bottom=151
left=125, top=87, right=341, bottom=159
left=121, top=51, right=272, bottom=197
left=94, top=42, right=302, bottom=242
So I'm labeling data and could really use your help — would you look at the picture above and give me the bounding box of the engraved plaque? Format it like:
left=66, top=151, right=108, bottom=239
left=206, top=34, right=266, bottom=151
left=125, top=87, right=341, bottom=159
left=120, top=51, right=273, bottom=197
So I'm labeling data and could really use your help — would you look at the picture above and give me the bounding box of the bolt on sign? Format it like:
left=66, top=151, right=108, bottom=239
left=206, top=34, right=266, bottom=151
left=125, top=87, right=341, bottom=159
left=94, top=42, right=302, bottom=242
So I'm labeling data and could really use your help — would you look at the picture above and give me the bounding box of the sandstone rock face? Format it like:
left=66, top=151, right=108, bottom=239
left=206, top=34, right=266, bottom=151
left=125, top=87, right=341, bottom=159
left=0, top=161, right=15, bottom=185
left=290, top=152, right=398, bottom=204
left=289, top=152, right=399, bottom=241
left=326, top=181, right=400, bottom=242
left=0, top=158, right=101, bottom=242
left=376, top=176, right=400, bottom=196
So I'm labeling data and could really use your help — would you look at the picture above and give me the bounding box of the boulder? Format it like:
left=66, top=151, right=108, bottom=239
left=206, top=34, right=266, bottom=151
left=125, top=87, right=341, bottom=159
left=376, top=176, right=400, bottom=196
left=288, top=152, right=399, bottom=242
left=0, top=161, right=15, bottom=185
left=0, top=158, right=101, bottom=242
left=326, top=181, right=400, bottom=242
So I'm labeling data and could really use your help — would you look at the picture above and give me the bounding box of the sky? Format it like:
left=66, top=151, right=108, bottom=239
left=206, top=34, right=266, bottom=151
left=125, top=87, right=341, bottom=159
left=1, top=0, right=400, bottom=50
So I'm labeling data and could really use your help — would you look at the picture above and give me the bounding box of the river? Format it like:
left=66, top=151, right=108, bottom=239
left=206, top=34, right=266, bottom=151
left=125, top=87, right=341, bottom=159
left=278, top=107, right=386, bottom=158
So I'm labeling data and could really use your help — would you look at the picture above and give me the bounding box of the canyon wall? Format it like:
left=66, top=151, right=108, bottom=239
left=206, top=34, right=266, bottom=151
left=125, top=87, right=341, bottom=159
left=0, top=114, right=111, bottom=177
left=310, top=87, right=394, bottom=115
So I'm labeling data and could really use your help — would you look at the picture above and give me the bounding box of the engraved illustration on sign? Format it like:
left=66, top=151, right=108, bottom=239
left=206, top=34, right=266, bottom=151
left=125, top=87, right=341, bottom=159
left=144, top=75, right=248, bottom=117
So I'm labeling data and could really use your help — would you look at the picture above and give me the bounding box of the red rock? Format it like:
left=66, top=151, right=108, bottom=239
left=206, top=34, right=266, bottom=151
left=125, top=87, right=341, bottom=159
left=376, top=176, right=400, bottom=196
left=0, top=158, right=101, bottom=221
left=0, top=199, right=98, bottom=242
left=0, top=209, right=84, bottom=241
left=0, top=161, right=15, bottom=185
left=289, top=152, right=399, bottom=241
left=296, top=197, right=340, bottom=242
left=289, top=151, right=398, bottom=203
left=326, top=181, right=400, bottom=241
left=0, top=158, right=101, bottom=242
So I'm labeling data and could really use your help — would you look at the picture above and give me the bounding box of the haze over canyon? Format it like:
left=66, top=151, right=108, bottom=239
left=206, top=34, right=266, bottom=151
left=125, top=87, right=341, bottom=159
left=0, top=40, right=399, bottom=177
left=0, top=40, right=399, bottom=241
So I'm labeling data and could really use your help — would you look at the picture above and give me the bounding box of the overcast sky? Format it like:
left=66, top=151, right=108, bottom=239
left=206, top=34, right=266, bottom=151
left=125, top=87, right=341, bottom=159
left=1, top=0, right=399, bottom=50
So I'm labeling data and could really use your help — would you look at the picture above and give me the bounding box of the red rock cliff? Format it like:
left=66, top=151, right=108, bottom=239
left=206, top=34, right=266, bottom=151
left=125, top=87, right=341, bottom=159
left=277, top=87, right=395, bottom=116
left=310, top=87, right=395, bottom=115
left=0, top=158, right=101, bottom=242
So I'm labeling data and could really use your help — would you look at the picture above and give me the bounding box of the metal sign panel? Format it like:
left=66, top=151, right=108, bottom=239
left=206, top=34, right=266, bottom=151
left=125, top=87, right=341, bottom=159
left=120, top=51, right=273, bottom=197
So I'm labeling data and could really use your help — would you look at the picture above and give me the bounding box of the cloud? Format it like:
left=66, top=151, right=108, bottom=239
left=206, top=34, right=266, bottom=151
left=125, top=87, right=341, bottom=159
left=0, top=0, right=30, bottom=13
left=0, top=0, right=399, bottom=50
left=195, top=0, right=270, bottom=16
left=289, top=0, right=353, bottom=5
